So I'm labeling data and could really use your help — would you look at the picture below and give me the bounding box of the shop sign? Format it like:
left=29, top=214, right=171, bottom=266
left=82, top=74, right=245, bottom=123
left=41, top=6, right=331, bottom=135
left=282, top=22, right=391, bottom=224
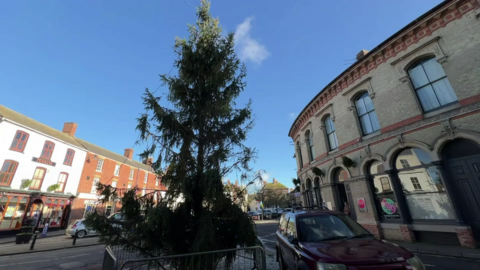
left=32, top=157, right=56, bottom=166
left=381, top=198, right=400, bottom=218
left=357, top=198, right=367, bottom=212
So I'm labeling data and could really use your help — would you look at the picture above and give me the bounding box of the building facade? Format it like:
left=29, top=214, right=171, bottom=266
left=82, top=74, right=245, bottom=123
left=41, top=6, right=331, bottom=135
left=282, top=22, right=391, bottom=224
left=289, top=0, right=480, bottom=248
left=0, top=106, right=87, bottom=234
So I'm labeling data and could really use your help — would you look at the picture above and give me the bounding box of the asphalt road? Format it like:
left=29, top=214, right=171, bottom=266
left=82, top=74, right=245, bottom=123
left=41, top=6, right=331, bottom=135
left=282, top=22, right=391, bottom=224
left=254, top=219, right=480, bottom=270
left=0, top=244, right=105, bottom=270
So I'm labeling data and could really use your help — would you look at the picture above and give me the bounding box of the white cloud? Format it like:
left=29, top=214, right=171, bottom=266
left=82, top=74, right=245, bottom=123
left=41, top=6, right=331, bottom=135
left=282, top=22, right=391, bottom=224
left=260, top=172, right=271, bottom=183
left=234, top=17, right=270, bottom=65
left=288, top=112, right=297, bottom=120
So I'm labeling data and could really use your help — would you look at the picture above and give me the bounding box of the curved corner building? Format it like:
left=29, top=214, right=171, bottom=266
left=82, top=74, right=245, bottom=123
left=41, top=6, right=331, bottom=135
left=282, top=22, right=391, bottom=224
left=289, top=0, right=480, bottom=248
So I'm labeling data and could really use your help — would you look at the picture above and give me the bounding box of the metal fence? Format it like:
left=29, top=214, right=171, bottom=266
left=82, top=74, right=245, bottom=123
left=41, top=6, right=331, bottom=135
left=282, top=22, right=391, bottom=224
left=119, top=246, right=265, bottom=270
left=103, top=239, right=266, bottom=270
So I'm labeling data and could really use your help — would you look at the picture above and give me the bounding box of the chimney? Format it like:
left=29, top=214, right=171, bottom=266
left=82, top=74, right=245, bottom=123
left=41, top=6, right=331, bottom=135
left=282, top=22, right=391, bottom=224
left=62, top=122, right=78, bottom=137
left=273, top=178, right=278, bottom=184
left=356, top=49, right=370, bottom=61
left=124, top=149, right=134, bottom=159
left=235, top=180, right=238, bottom=187
left=227, top=179, right=231, bottom=185
left=142, top=156, right=154, bottom=166
left=263, top=180, right=267, bottom=186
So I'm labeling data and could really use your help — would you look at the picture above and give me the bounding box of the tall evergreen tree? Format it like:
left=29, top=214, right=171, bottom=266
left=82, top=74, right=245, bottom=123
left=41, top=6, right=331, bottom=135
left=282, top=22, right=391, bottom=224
left=84, top=0, right=259, bottom=262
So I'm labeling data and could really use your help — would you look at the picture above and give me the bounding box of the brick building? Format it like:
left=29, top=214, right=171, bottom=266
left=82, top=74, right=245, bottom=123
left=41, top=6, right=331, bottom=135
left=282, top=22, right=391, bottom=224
left=289, top=0, right=480, bottom=248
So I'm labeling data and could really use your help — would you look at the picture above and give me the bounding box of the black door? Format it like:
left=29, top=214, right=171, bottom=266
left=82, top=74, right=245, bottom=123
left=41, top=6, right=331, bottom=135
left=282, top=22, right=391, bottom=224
left=345, top=184, right=357, bottom=221
left=447, top=156, right=480, bottom=242
left=336, top=183, right=348, bottom=212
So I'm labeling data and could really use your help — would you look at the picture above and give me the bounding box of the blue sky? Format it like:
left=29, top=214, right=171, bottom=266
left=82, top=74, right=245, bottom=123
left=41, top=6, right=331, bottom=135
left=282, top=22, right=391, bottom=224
left=0, top=0, right=442, bottom=188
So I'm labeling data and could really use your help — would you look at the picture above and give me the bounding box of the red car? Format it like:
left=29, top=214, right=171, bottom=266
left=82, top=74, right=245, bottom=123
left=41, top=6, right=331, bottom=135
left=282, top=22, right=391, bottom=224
left=276, top=210, right=426, bottom=270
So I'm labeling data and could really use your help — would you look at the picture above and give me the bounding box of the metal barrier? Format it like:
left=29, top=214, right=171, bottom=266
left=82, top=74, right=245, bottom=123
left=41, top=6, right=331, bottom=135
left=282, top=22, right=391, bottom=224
left=119, top=246, right=265, bottom=270
left=103, top=246, right=118, bottom=270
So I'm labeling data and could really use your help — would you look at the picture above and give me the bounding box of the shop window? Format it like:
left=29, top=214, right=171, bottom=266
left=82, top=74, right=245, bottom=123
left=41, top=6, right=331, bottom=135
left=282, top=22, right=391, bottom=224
left=324, top=115, right=338, bottom=151
left=96, top=159, right=104, bottom=172
left=10, top=131, right=29, bottom=152
left=355, top=92, right=380, bottom=135
left=38, top=199, right=66, bottom=228
left=56, top=173, right=68, bottom=193
left=30, top=167, right=46, bottom=190
left=305, top=130, right=315, bottom=162
left=395, top=148, right=455, bottom=220
left=368, top=160, right=401, bottom=220
left=63, top=149, right=75, bottom=166
left=408, top=57, right=457, bottom=112
left=0, top=160, right=19, bottom=186
left=0, top=197, right=27, bottom=230
left=40, top=141, right=55, bottom=159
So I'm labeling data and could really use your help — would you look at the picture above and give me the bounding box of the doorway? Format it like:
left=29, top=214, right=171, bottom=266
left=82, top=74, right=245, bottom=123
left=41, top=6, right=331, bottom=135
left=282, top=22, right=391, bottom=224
left=334, top=168, right=356, bottom=219
left=443, top=139, right=480, bottom=243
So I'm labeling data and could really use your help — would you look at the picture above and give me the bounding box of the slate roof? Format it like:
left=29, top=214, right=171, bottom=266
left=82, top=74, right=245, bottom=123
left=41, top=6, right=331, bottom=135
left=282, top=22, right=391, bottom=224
left=0, top=105, right=153, bottom=172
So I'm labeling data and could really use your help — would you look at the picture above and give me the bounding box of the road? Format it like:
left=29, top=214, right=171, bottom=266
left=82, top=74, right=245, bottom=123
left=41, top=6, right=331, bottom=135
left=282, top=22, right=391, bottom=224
left=0, top=244, right=105, bottom=270
left=255, top=219, right=480, bottom=270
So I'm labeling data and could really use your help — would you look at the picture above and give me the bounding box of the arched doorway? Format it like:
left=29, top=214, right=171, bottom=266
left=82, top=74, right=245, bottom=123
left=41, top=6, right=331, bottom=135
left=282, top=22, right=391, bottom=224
left=333, top=168, right=355, bottom=219
left=25, top=199, right=44, bottom=228
left=442, top=139, right=480, bottom=242
left=314, top=177, right=322, bottom=208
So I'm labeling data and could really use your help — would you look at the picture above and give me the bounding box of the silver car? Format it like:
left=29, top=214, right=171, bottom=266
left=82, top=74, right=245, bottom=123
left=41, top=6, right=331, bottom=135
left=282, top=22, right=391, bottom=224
left=66, top=219, right=97, bottom=238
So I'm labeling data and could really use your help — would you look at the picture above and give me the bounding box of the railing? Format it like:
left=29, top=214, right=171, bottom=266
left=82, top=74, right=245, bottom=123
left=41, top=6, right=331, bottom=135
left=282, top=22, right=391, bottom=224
left=119, top=246, right=265, bottom=270
left=103, top=246, right=118, bottom=270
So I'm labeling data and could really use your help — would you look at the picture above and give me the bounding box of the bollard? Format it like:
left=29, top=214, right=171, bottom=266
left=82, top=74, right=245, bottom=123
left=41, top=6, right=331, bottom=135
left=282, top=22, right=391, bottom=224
left=72, top=231, right=77, bottom=246
left=30, top=232, right=38, bottom=250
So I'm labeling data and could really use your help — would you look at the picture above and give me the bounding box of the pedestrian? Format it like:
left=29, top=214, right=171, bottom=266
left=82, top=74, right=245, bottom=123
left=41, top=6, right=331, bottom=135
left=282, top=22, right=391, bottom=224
left=343, top=201, right=350, bottom=216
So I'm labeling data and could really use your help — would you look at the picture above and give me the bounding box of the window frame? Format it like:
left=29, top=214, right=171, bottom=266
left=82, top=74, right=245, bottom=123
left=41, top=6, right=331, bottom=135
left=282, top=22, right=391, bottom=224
left=305, top=130, right=315, bottom=162
left=144, top=173, right=148, bottom=183
left=408, top=57, right=458, bottom=113
left=30, top=167, right=47, bottom=190
left=40, top=141, right=55, bottom=160
left=114, top=164, right=120, bottom=176
left=96, top=159, right=104, bottom=172
left=0, top=160, right=19, bottom=187
left=10, top=130, right=29, bottom=152
left=63, top=149, right=75, bottom=166
left=56, top=172, right=69, bottom=193
left=91, top=177, right=100, bottom=193
left=355, top=92, right=380, bottom=136
left=296, top=141, right=304, bottom=168
left=129, top=168, right=134, bottom=180
left=324, top=115, right=338, bottom=151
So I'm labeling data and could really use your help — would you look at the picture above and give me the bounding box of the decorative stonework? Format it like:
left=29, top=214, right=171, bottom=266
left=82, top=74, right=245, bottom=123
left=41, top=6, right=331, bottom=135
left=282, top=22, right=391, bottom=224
left=289, top=0, right=478, bottom=139
left=298, top=101, right=480, bottom=174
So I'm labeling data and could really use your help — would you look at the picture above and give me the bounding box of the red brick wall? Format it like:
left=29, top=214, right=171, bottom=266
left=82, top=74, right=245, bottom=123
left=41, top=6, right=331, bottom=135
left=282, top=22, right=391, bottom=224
left=455, top=227, right=477, bottom=248
left=71, top=152, right=158, bottom=220
left=399, top=225, right=416, bottom=242
left=360, top=223, right=383, bottom=239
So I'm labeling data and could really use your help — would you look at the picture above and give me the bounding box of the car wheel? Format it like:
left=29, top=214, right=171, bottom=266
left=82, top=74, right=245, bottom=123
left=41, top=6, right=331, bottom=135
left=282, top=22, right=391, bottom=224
left=278, top=252, right=286, bottom=270
left=76, top=230, right=87, bottom=238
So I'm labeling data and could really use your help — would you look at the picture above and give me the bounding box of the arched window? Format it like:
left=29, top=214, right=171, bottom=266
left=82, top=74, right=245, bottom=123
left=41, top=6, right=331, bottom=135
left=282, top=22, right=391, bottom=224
left=355, top=93, right=380, bottom=135
left=394, top=148, right=455, bottom=220
left=305, top=130, right=315, bottom=162
left=296, top=142, right=304, bottom=168
left=408, top=57, right=457, bottom=112
left=324, top=115, right=338, bottom=150
left=368, top=160, right=401, bottom=220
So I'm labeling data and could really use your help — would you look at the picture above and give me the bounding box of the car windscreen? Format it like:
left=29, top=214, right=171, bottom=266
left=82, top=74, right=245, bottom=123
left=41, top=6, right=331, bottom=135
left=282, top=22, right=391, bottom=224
left=297, top=214, right=370, bottom=242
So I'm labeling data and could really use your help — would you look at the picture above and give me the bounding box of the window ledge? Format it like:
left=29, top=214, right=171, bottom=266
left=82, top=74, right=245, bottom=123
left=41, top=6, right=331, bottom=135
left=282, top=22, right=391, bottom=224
left=9, top=149, right=24, bottom=153
left=328, top=149, right=339, bottom=155
left=423, top=102, right=460, bottom=118
left=362, top=130, right=381, bottom=140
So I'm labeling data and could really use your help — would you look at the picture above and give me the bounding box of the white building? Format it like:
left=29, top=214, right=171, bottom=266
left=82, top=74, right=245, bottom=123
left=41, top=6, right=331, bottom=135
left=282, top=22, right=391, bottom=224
left=0, top=105, right=87, bottom=233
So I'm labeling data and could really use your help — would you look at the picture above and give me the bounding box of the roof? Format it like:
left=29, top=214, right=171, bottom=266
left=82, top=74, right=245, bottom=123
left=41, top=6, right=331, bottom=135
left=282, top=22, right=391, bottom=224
left=76, top=138, right=153, bottom=172
left=264, top=182, right=288, bottom=190
left=288, top=0, right=463, bottom=137
left=0, top=105, right=153, bottom=172
left=0, top=105, right=84, bottom=149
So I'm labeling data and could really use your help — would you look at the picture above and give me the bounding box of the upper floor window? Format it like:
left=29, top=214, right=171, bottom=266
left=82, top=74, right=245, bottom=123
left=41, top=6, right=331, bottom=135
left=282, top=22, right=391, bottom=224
left=155, top=177, right=159, bottom=186
left=96, top=159, right=104, bottom=172
left=296, top=142, right=304, bottom=168
left=0, top=160, right=19, bottom=186
left=324, top=115, right=338, bottom=151
left=355, top=93, right=380, bottom=135
left=41, top=141, right=55, bottom=159
left=10, top=131, right=29, bottom=152
left=30, top=167, right=46, bottom=190
left=408, top=57, right=457, bottom=112
left=144, top=173, right=148, bottom=183
left=129, top=169, right=134, bottom=180
left=91, top=177, right=100, bottom=193
left=114, top=164, right=120, bottom=176
left=63, top=149, right=75, bottom=166
left=56, top=173, right=68, bottom=192
left=305, top=130, right=315, bottom=162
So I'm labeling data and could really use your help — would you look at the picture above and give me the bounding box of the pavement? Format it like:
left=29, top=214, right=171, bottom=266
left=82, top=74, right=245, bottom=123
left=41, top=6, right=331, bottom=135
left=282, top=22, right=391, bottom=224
left=253, top=219, right=480, bottom=270
left=0, top=229, right=67, bottom=244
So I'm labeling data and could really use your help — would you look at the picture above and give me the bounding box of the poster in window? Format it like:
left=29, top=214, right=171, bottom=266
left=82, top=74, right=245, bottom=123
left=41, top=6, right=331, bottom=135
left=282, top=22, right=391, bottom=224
left=5, top=206, right=16, bottom=218
left=381, top=198, right=400, bottom=219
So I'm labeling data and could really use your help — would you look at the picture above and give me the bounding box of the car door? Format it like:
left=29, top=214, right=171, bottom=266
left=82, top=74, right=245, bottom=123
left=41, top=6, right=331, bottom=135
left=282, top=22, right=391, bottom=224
left=284, top=216, right=298, bottom=270
left=277, top=214, right=289, bottom=262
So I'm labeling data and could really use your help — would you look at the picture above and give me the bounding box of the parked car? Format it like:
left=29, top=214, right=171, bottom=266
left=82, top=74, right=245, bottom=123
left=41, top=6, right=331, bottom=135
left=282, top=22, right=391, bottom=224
left=282, top=208, right=292, bottom=213
left=66, top=219, right=97, bottom=238
left=276, top=210, right=426, bottom=270
left=263, top=209, right=273, bottom=219
left=248, top=211, right=261, bottom=220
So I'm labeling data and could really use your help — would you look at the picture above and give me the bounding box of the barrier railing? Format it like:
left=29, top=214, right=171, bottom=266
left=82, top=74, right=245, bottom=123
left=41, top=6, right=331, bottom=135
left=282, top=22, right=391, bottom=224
left=119, top=245, right=265, bottom=270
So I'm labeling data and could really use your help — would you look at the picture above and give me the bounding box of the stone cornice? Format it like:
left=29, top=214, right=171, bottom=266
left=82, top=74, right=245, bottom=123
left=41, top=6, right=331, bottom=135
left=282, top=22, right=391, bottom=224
left=288, top=0, right=479, bottom=139
left=297, top=101, right=480, bottom=175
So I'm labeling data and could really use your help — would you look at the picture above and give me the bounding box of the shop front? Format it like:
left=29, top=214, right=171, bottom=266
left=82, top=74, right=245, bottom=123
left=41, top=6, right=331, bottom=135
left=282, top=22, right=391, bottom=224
left=0, top=190, right=74, bottom=236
